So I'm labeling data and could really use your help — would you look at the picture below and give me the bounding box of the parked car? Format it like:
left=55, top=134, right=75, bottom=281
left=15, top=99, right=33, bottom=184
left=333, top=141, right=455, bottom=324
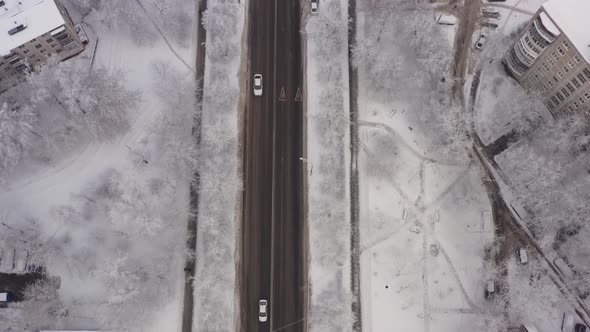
left=575, top=323, right=588, bottom=332
left=554, top=257, right=575, bottom=280
left=517, top=247, right=528, bottom=265
left=311, top=0, right=318, bottom=14
left=475, top=34, right=487, bottom=50
left=258, top=299, right=268, bottom=322
left=0, top=292, right=13, bottom=303
left=484, top=280, right=495, bottom=300
left=14, top=250, right=29, bottom=272
left=253, top=74, right=263, bottom=96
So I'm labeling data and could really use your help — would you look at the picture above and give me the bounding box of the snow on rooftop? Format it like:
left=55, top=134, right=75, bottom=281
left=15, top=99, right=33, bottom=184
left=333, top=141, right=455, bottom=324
left=543, top=0, right=590, bottom=63
left=538, top=12, right=559, bottom=36
left=0, top=0, right=65, bottom=56
left=0, top=292, right=7, bottom=302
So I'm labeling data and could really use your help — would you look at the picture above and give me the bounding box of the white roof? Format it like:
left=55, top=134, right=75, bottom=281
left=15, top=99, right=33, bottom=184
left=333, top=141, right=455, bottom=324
left=0, top=0, right=65, bottom=56
left=0, top=292, right=7, bottom=302
left=543, top=0, right=590, bottom=63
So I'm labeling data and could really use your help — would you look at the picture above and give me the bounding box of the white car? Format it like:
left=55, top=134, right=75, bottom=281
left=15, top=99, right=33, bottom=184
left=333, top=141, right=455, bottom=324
left=253, top=74, right=263, bottom=96
left=311, top=0, right=319, bottom=14
left=517, top=247, right=528, bottom=265
left=258, top=299, right=268, bottom=322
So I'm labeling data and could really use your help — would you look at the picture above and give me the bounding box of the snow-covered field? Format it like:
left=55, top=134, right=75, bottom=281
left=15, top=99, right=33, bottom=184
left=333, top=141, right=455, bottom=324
left=193, top=0, right=245, bottom=330
left=305, top=0, right=354, bottom=329
left=0, top=0, right=197, bottom=330
left=355, top=2, right=499, bottom=331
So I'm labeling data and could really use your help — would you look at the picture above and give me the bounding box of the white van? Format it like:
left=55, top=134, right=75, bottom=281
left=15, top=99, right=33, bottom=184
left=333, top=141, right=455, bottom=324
left=518, top=248, right=529, bottom=265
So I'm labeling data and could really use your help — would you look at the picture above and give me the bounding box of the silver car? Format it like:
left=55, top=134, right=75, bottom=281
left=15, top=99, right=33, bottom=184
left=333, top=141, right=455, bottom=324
left=258, top=299, right=268, bottom=322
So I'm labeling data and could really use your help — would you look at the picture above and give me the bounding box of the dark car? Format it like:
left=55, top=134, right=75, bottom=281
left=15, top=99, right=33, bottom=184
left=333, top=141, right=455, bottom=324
left=576, top=323, right=588, bottom=332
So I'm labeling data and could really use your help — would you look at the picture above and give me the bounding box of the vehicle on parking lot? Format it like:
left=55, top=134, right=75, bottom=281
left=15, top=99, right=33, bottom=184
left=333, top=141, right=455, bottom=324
left=253, top=74, right=263, bottom=96
left=518, top=247, right=528, bottom=265
left=475, top=34, right=487, bottom=50
left=554, top=257, right=575, bottom=279
left=259, top=299, right=268, bottom=322
left=576, top=323, right=588, bottom=332
left=484, top=280, right=495, bottom=300
left=311, top=0, right=318, bottom=14
left=0, top=292, right=13, bottom=304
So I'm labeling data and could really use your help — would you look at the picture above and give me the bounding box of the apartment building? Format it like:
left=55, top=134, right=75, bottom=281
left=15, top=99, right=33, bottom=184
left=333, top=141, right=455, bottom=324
left=503, top=0, right=590, bottom=117
left=0, top=0, right=85, bottom=92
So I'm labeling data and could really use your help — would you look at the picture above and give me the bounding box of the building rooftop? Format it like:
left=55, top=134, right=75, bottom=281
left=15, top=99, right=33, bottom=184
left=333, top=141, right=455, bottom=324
left=0, top=0, right=65, bottom=56
left=543, top=0, right=590, bottom=63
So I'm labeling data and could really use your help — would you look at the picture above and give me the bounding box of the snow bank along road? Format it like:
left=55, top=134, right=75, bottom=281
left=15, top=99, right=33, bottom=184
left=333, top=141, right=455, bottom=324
left=240, top=0, right=306, bottom=331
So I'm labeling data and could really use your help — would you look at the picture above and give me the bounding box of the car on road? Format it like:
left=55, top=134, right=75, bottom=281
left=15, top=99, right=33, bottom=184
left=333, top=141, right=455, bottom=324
left=517, top=247, right=528, bottom=265
left=475, top=34, right=487, bottom=50
left=576, top=323, right=588, bottom=332
left=253, top=74, right=263, bottom=96
left=258, top=299, right=268, bottom=322
left=311, top=0, right=318, bottom=14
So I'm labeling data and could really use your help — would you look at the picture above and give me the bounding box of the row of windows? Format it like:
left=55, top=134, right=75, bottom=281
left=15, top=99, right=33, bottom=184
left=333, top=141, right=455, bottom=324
left=548, top=88, right=590, bottom=110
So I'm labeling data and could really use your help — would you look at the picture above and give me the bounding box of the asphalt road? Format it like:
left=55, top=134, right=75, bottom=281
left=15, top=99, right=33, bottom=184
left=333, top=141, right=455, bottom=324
left=241, top=0, right=305, bottom=331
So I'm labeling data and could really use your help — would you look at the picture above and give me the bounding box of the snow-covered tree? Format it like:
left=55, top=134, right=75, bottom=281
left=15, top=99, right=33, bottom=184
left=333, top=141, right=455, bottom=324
left=0, top=102, right=37, bottom=181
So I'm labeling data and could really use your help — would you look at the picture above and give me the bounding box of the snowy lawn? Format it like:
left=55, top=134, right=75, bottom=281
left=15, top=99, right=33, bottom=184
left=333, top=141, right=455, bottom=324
left=355, top=1, right=497, bottom=330
left=0, top=0, right=197, bottom=330
left=305, top=0, right=354, bottom=329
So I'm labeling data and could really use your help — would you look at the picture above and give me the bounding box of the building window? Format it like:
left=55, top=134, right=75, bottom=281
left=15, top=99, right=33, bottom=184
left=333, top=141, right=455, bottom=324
left=40, top=49, right=46, bottom=54
left=18, top=45, right=25, bottom=49
left=556, top=91, right=565, bottom=101
left=574, top=56, right=581, bottom=63
left=561, top=88, right=570, bottom=97
left=585, top=92, right=590, bottom=100
left=23, top=50, right=29, bottom=54
left=580, top=97, right=586, bottom=105
left=50, top=44, right=56, bottom=48
left=563, top=66, right=569, bottom=73
left=574, top=102, right=579, bottom=108
left=553, top=76, right=559, bottom=83
left=35, top=44, right=42, bottom=49
left=557, top=71, right=564, bottom=78
left=562, top=40, right=570, bottom=49
left=579, top=73, right=587, bottom=83
left=551, top=96, right=559, bottom=105
left=584, top=68, right=590, bottom=79
left=56, top=49, right=63, bottom=54
left=568, top=61, right=575, bottom=68
left=548, top=80, right=554, bottom=87
left=31, top=38, right=36, bottom=42
left=573, top=77, right=581, bottom=88
left=46, top=38, right=54, bottom=43
left=557, top=47, right=565, bottom=55
left=566, top=83, right=575, bottom=92
left=568, top=105, right=575, bottom=112
left=548, top=57, right=556, bottom=66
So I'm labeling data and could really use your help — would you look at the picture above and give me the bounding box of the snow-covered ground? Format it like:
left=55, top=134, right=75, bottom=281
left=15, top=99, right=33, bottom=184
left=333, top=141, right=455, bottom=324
left=355, top=2, right=498, bottom=331
left=193, top=0, right=245, bottom=331
left=0, top=0, right=197, bottom=330
left=305, top=0, right=354, bottom=329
